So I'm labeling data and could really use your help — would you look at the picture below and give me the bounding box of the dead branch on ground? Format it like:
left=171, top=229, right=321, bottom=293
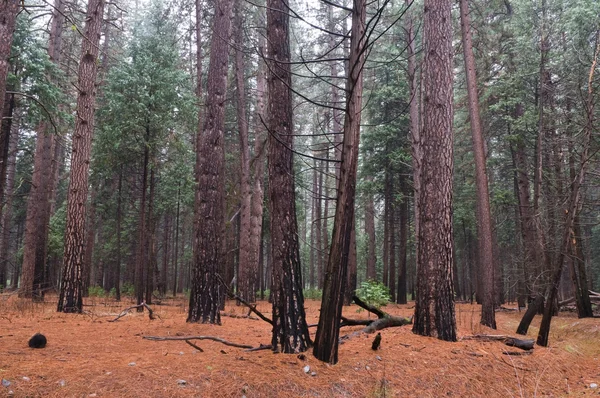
left=144, top=335, right=254, bottom=349
left=108, top=302, right=159, bottom=322
left=216, top=274, right=272, bottom=325
left=339, top=296, right=412, bottom=341
left=461, top=334, right=534, bottom=350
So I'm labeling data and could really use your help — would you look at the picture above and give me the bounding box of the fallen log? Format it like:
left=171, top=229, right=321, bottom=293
left=462, top=334, right=535, bottom=350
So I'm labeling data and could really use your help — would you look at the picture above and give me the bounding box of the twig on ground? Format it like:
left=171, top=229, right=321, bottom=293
left=143, top=335, right=254, bottom=349
left=216, top=274, right=272, bottom=325
left=244, top=344, right=273, bottom=352
left=108, top=302, right=159, bottom=322
left=185, top=340, right=204, bottom=352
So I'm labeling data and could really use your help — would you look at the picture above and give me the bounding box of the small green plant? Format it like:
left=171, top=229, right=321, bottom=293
left=88, top=285, right=106, bottom=297
left=122, top=282, right=135, bottom=297
left=356, top=280, right=391, bottom=310
left=108, top=287, right=117, bottom=298
left=303, top=288, right=322, bottom=300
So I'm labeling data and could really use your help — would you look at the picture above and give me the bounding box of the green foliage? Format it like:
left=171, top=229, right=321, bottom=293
left=88, top=286, right=106, bottom=297
left=356, top=280, right=391, bottom=309
left=109, top=287, right=117, bottom=298
left=303, top=288, right=322, bottom=300
left=122, top=282, right=135, bottom=297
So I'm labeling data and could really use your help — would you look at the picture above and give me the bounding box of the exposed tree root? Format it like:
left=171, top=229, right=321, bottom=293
left=109, top=302, right=159, bottom=322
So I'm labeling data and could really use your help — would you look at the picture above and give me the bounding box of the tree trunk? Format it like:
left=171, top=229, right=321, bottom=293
left=536, top=35, right=600, bottom=346
left=0, top=103, right=18, bottom=288
left=0, top=0, right=19, bottom=133
left=234, top=1, right=254, bottom=303
left=114, top=168, right=123, bottom=301
left=188, top=0, right=233, bottom=324
left=57, top=0, right=105, bottom=313
left=267, top=0, right=311, bottom=353
left=412, top=0, right=457, bottom=342
left=397, top=179, right=408, bottom=304
left=248, top=29, right=266, bottom=300
left=313, top=0, right=366, bottom=364
left=364, top=176, right=376, bottom=281
left=459, top=0, right=496, bottom=329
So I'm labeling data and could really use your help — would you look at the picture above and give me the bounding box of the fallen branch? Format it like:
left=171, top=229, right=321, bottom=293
left=221, top=312, right=259, bottom=321
left=143, top=335, right=254, bottom=349
left=244, top=344, right=272, bottom=352
left=502, top=350, right=532, bottom=356
left=216, top=274, right=272, bottom=325
left=339, top=297, right=412, bottom=341
left=461, top=334, right=535, bottom=351
left=185, top=340, right=204, bottom=352
left=108, top=302, right=158, bottom=322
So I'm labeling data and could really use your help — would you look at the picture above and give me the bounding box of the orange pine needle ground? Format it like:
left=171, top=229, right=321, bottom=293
left=1, top=294, right=599, bottom=397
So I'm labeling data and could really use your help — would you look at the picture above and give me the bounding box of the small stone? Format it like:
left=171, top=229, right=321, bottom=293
left=22, top=377, right=31, bottom=382
left=376, top=356, right=382, bottom=361
left=310, top=372, right=317, bottom=377
left=89, top=394, right=97, bottom=397
left=177, top=379, right=187, bottom=386
left=58, top=380, right=66, bottom=387
left=179, top=352, right=184, bottom=355
left=128, top=362, right=136, bottom=367
left=7, top=390, right=14, bottom=396
left=303, top=365, right=310, bottom=374
left=365, top=366, right=371, bottom=371
left=105, top=372, right=112, bottom=376
left=590, top=383, right=598, bottom=389
left=2, top=379, right=11, bottom=387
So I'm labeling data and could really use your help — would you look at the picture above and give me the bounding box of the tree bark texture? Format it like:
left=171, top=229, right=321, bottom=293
left=313, top=0, right=366, bottom=364
left=58, top=0, right=105, bottom=313
left=364, top=177, right=377, bottom=281
left=188, top=0, right=233, bottom=324
left=235, top=2, right=254, bottom=303
left=459, top=0, right=496, bottom=329
left=0, top=0, right=19, bottom=129
left=267, top=0, right=311, bottom=353
left=412, top=0, right=457, bottom=342
left=0, top=103, right=18, bottom=287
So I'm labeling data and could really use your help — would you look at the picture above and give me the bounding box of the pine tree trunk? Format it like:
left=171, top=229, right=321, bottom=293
left=459, top=0, right=496, bottom=329
left=234, top=2, right=254, bottom=303
left=188, top=0, right=233, bottom=324
left=412, top=0, right=457, bottom=341
left=364, top=176, right=377, bottom=281
left=0, top=103, right=18, bottom=288
left=313, top=0, right=366, bottom=364
left=0, top=0, right=19, bottom=129
left=267, top=0, right=311, bottom=353
left=57, top=0, right=105, bottom=313
left=397, top=179, right=408, bottom=304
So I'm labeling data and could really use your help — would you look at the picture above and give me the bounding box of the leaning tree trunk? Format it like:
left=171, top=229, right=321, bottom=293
left=412, top=0, right=457, bottom=342
left=536, top=34, right=600, bottom=346
left=188, top=0, right=233, bottom=324
left=459, top=0, right=496, bottom=329
left=267, top=0, right=311, bottom=353
left=313, top=0, right=366, bottom=364
left=57, top=0, right=105, bottom=313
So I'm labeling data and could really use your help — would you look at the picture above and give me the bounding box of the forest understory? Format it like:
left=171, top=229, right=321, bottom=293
left=1, top=295, right=599, bottom=397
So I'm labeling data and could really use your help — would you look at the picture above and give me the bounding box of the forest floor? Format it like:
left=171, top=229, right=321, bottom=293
left=0, top=294, right=599, bottom=397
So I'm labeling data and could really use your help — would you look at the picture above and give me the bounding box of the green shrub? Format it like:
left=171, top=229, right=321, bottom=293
left=303, top=288, right=322, bottom=300
left=88, top=285, right=106, bottom=297
left=109, top=287, right=117, bottom=298
left=355, top=280, right=391, bottom=309
left=122, top=282, right=135, bottom=297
